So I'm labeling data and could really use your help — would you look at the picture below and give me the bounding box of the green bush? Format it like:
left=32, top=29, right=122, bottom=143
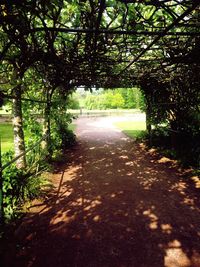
left=150, top=126, right=200, bottom=167
left=67, top=96, right=80, bottom=109
left=51, top=112, right=76, bottom=151
left=2, top=149, right=50, bottom=221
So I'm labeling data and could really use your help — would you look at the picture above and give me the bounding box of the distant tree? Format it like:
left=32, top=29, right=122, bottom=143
left=67, top=94, right=80, bottom=109
left=78, top=88, right=144, bottom=110
left=110, top=92, right=125, bottom=108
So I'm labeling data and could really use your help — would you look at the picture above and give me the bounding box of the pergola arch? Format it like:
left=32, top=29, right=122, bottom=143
left=0, top=0, right=199, bottom=166
left=0, top=0, right=200, bottom=225
left=0, top=0, right=199, bottom=90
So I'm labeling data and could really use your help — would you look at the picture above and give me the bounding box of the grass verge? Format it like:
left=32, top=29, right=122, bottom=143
left=114, top=121, right=146, bottom=139
left=0, top=123, right=13, bottom=153
left=0, top=123, right=76, bottom=153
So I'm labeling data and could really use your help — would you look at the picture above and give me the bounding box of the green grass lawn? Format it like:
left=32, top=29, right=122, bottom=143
left=0, top=122, right=76, bottom=153
left=114, top=121, right=146, bottom=139
left=0, top=110, right=11, bottom=115
left=0, top=123, right=13, bottom=153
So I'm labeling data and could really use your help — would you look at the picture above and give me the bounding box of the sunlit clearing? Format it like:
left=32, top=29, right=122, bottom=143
left=63, top=166, right=82, bottom=181
left=83, top=199, right=102, bottom=211
left=148, top=148, right=157, bottom=155
left=139, top=142, right=146, bottom=149
left=119, top=155, right=129, bottom=159
left=171, top=182, right=187, bottom=196
left=161, top=224, right=172, bottom=234
left=165, top=240, right=190, bottom=267
left=165, top=241, right=200, bottom=267
left=190, top=176, right=200, bottom=188
left=183, top=197, right=195, bottom=206
left=125, top=161, right=134, bottom=166
left=93, top=215, right=101, bottom=222
left=158, top=157, right=172, bottom=163
left=50, top=211, right=75, bottom=227
left=149, top=221, right=158, bottom=230
left=143, top=209, right=158, bottom=230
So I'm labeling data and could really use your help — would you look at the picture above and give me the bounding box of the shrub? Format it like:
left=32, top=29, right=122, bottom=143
left=1, top=149, right=50, bottom=221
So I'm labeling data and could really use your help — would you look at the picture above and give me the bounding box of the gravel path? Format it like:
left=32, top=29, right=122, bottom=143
left=3, top=117, right=200, bottom=267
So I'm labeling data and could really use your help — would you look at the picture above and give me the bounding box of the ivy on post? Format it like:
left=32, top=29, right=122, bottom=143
left=41, top=89, right=52, bottom=159
left=0, top=136, right=4, bottom=228
left=140, top=79, right=153, bottom=146
left=12, top=84, right=26, bottom=169
left=0, top=95, right=4, bottom=227
left=146, top=95, right=153, bottom=146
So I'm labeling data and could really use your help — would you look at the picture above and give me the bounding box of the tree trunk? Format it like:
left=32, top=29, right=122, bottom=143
left=146, top=97, right=152, bottom=146
left=0, top=138, right=4, bottom=226
left=12, top=85, right=26, bottom=169
left=41, top=94, right=51, bottom=158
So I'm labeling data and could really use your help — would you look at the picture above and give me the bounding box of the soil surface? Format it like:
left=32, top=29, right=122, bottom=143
left=2, top=117, right=200, bottom=267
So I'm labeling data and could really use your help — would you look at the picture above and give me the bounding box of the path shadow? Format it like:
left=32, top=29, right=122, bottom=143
left=3, top=137, right=200, bottom=267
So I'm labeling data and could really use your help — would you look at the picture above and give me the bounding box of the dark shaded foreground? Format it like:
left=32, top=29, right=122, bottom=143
left=3, top=118, right=200, bottom=267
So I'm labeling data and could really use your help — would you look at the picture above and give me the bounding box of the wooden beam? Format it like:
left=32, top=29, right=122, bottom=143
left=31, top=27, right=200, bottom=36
left=118, top=1, right=200, bottom=75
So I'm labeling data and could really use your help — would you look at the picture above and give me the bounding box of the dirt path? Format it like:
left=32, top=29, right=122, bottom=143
left=3, top=117, right=200, bottom=267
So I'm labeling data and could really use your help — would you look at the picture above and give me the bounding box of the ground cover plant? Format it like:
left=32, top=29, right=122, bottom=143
left=0, top=113, right=76, bottom=221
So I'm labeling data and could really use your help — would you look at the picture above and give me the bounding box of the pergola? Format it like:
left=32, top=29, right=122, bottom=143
left=0, top=0, right=199, bottom=92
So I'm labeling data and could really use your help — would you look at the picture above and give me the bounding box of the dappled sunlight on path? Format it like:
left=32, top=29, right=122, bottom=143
left=4, top=117, right=200, bottom=267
